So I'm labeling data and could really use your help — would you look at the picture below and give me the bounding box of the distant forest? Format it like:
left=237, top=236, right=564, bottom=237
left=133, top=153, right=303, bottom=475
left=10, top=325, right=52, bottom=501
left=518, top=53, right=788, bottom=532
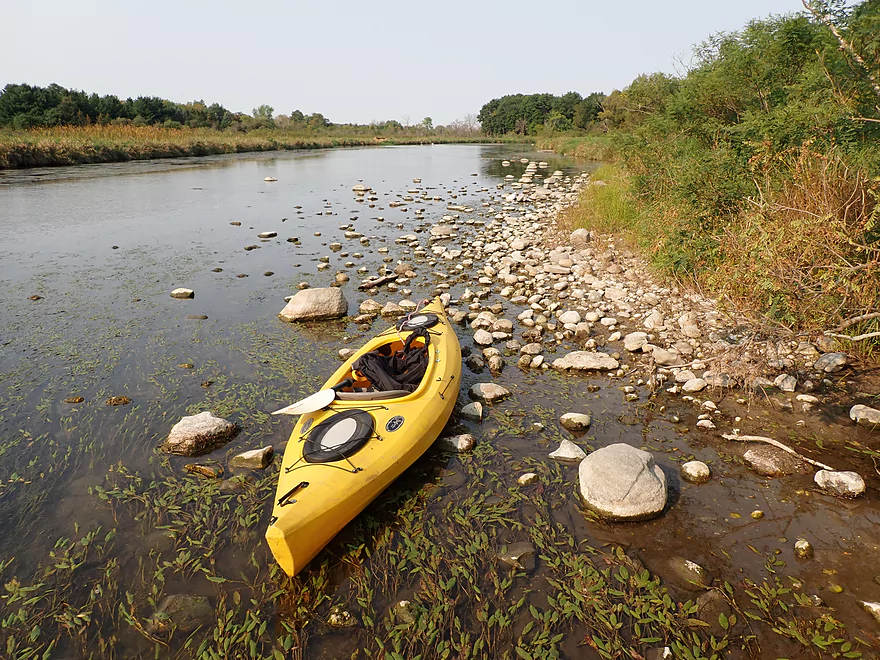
left=0, top=83, right=434, bottom=133
left=478, top=92, right=605, bottom=135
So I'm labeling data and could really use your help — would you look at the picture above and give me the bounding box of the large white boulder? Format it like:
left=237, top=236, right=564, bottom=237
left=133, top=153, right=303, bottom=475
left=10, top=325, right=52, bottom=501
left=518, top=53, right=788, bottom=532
left=814, top=470, right=865, bottom=498
left=469, top=383, right=510, bottom=403
left=850, top=404, right=880, bottom=428
left=163, top=412, right=237, bottom=456
left=551, top=351, right=619, bottom=371
left=279, top=288, right=348, bottom=322
left=578, top=444, right=667, bottom=521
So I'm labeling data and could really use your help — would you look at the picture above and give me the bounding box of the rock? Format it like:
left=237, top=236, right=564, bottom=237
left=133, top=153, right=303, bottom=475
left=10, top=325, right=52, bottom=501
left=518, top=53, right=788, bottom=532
left=578, top=444, right=667, bottom=521
left=148, top=594, right=214, bottom=634
left=681, top=461, right=711, bottom=484
left=359, top=299, right=382, bottom=315
left=558, top=310, right=581, bottom=325
left=469, top=383, right=510, bottom=403
left=560, top=413, right=591, bottom=432
left=667, top=556, right=712, bottom=590
left=703, top=372, right=731, bottom=388
left=814, top=470, right=865, bottom=498
left=794, top=538, right=814, bottom=560
left=460, top=402, right=483, bottom=422
left=279, top=288, right=348, bottom=322
left=64, top=396, right=85, bottom=404
left=680, top=323, right=702, bottom=339
left=682, top=378, right=708, bottom=393
left=858, top=601, right=880, bottom=626
left=517, top=472, right=539, bottom=486
left=430, top=224, right=456, bottom=238
left=644, top=310, right=664, bottom=330
left=105, top=396, right=131, bottom=406
left=229, top=446, right=273, bottom=469
left=696, top=419, right=716, bottom=430
left=742, top=446, right=808, bottom=477
left=604, top=287, right=626, bottom=301
left=674, top=370, right=696, bottom=383
left=185, top=463, right=223, bottom=478
left=170, top=288, right=194, bottom=299
left=328, top=606, right=357, bottom=628
left=551, top=351, right=619, bottom=371
left=624, top=332, right=648, bottom=352
left=437, top=434, right=476, bottom=452
left=391, top=600, right=416, bottom=625
left=520, top=342, right=542, bottom=356
left=498, top=541, right=536, bottom=571
left=850, top=404, right=880, bottom=428
left=549, top=439, right=587, bottom=462
left=219, top=476, right=248, bottom=493
left=695, top=590, right=734, bottom=635
left=570, top=228, right=591, bottom=247
left=163, top=412, right=238, bottom=456
left=813, top=352, right=848, bottom=373
left=473, top=329, right=494, bottom=346
left=487, top=355, right=504, bottom=372
left=652, top=346, right=683, bottom=366
left=381, top=301, right=404, bottom=317
left=257, top=231, right=277, bottom=239
left=774, top=374, right=797, bottom=392
left=814, top=335, right=840, bottom=352
left=465, top=354, right=485, bottom=373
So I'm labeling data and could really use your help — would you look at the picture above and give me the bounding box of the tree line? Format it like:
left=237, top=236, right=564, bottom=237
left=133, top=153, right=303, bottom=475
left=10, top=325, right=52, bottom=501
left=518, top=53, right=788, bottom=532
left=0, top=83, right=482, bottom=136
left=478, top=92, right=604, bottom=135
left=0, top=84, right=247, bottom=130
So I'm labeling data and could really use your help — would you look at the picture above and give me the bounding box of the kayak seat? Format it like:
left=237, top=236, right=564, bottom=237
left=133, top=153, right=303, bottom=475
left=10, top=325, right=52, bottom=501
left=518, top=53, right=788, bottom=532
left=336, top=389, right=411, bottom=401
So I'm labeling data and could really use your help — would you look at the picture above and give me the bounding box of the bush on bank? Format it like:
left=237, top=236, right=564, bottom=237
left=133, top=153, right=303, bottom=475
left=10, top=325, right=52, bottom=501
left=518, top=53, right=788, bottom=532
left=545, top=2, right=880, bottom=339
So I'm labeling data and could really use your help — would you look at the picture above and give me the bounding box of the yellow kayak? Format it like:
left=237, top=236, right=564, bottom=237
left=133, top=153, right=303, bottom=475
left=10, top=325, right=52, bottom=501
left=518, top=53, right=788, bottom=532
left=266, top=298, right=461, bottom=576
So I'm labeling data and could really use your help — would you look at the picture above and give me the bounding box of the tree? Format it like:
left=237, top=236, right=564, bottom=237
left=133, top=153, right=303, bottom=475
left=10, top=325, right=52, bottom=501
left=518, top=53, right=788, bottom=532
left=307, top=112, right=329, bottom=128
left=422, top=116, right=433, bottom=130
left=290, top=109, right=306, bottom=123
left=253, top=105, right=274, bottom=120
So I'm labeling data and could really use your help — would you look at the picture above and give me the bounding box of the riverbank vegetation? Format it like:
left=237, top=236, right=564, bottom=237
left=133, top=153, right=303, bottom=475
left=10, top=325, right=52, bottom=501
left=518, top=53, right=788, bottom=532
left=0, top=125, right=499, bottom=169
left=532, top=0, right=880, bottom=342
left=0, top=83, right=491, bottom=169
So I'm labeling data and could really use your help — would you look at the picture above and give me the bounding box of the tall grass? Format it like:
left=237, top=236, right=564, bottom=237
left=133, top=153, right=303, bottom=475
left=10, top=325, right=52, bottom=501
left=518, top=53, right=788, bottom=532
left=535, top=134, right=616, bottom=161
left=559, top=144, right=880, bottom=339
left=0, top=125, right=523, bottom=169
left=714, top=147, right=880, bottom=330
left=561, top=165, right=643, bottom=238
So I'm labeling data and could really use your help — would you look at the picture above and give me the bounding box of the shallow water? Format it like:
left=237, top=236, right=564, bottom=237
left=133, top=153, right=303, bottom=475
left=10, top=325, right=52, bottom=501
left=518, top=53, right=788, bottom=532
left=1, top=144, right=879, bottom=659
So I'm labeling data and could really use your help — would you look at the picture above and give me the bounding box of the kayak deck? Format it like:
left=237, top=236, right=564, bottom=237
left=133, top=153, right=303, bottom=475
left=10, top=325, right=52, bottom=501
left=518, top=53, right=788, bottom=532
left=266, top=299, right=461, bottom=576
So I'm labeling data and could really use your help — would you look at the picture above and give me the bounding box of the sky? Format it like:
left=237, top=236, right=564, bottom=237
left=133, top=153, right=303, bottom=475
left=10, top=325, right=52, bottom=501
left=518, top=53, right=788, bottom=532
left=2, top=0, right=816, bottom=126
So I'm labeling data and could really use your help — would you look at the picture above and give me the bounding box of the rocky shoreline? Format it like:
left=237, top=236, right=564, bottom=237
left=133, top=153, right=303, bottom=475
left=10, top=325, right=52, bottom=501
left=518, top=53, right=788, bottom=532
left=258, top=157, right=878, bottom=514
left=159, top=156, right=880, bottom=639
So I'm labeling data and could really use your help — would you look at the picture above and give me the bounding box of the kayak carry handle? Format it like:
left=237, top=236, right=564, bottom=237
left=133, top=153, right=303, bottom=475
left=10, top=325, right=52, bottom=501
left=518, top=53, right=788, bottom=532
left=278, top=481, right=309, bottom=506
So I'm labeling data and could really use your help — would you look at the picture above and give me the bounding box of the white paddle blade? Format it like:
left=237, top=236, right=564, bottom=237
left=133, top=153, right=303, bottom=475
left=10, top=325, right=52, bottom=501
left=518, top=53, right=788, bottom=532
left=271, top=389, right=336, bottom=416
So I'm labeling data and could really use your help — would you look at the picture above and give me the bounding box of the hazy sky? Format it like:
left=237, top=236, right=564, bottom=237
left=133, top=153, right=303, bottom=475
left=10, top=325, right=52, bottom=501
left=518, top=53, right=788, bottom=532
left=3, top=0, right=812, bottom=125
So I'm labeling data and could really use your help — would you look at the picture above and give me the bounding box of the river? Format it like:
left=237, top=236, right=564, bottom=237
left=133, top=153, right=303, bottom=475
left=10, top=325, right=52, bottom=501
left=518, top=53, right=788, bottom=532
left=0, top=144, right=878, bottom=659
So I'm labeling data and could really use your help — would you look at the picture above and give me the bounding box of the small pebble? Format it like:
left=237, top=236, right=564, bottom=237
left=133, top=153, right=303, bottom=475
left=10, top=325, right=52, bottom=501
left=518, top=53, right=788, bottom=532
left=794, top=538, right=814, bottom=560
